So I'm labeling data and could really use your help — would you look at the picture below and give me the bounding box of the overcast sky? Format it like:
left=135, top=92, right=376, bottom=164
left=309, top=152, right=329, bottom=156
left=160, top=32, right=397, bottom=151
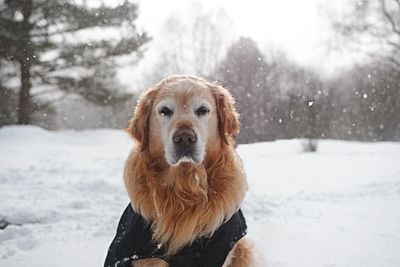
left=137, top=0, right=355, bottom=68
left=115, top=0, right=360, bottom=91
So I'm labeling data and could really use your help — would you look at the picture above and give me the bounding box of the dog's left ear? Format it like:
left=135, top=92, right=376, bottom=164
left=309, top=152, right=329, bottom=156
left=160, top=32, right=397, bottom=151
left=211, top=85, right=240, bottom=145
left=126, top=87, right=158, bottom=151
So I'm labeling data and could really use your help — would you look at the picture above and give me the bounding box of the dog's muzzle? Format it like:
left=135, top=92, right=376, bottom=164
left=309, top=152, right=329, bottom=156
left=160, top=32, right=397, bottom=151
left=171, top=126, right=200, bottom=163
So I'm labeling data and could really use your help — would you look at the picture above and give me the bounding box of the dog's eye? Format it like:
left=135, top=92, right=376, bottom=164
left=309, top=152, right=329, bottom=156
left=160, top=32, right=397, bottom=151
left=195, top=106, right=210, bottom=116
left=159, top=106, right=173, bottom=117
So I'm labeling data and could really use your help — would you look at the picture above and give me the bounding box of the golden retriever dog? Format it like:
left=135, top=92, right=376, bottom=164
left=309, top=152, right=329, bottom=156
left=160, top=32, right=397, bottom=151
left=108, top=75, right=254, bottom=267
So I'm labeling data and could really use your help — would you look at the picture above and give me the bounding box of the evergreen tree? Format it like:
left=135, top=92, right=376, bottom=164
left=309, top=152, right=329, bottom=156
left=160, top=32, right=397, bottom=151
left=0, top=0, right=150, bottom=124
left=213, top=37, right=271, bottom=143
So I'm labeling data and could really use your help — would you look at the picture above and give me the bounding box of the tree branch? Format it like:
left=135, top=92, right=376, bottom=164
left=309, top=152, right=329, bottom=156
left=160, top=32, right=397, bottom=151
left=385, top=39, right=400, bottom=53
left=31, top=88, right=55, bottom=97
left=33, top=93, right=69, bottom=111
left=381, top=0, right=400, bottom=36
left=368, top=51, right=400, bottom=71
left=394, top=0, right=400, bottom=9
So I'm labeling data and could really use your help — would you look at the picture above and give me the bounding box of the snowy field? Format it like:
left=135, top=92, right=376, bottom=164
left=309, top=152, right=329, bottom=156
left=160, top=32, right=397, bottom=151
left=1, top=126, right=400, bottom=267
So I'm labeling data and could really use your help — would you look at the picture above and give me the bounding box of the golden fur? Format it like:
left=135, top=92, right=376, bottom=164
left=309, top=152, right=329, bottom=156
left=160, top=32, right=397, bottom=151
left=124, top=75, right=253, bottom=266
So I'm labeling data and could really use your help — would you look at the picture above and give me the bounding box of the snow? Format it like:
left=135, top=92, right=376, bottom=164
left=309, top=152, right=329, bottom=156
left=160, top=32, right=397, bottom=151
left=1, top=126, right=400, bottom=266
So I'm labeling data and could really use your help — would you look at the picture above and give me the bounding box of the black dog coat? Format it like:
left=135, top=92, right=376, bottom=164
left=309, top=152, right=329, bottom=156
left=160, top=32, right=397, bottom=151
left=104, top=204, right=247, bottom=267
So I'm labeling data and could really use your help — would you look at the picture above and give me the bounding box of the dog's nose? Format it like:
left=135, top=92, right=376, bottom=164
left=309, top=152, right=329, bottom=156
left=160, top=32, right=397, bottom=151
left=173, top=127, right=197, bottom=145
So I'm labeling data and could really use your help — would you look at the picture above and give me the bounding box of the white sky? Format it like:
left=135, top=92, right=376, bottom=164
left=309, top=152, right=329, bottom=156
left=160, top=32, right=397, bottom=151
left=135, top=0, right=355, bottom=73
left=113, top=0, right=366, bottom=91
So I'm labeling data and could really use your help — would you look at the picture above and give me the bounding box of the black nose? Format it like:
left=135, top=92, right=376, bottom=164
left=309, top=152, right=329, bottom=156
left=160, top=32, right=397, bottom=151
left=173, top=127, right=197, bottom=145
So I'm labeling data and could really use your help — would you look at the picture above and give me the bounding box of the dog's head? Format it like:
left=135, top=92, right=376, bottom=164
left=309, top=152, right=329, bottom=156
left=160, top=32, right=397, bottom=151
left=127, top=75, right=239, bottom=166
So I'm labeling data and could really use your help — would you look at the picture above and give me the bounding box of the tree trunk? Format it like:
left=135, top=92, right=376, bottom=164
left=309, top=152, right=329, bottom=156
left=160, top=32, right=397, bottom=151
left=17, top=0, right=33, bottom=125
left=17, top=61, right=31, bottom=124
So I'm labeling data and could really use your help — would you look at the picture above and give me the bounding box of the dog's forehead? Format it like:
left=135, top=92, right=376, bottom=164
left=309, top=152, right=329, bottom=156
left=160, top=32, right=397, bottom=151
left=156, top=79, right=214, bottom=105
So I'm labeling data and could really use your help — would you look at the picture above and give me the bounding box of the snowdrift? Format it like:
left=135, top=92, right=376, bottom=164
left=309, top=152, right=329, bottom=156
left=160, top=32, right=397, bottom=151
left=1, top=126, right=399, bottom=266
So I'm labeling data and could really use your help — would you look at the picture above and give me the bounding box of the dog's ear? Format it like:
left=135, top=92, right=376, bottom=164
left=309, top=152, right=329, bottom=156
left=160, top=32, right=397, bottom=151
left=211, top=85, right=240, bottom=145
left=127, top=87, right=158, bottom=151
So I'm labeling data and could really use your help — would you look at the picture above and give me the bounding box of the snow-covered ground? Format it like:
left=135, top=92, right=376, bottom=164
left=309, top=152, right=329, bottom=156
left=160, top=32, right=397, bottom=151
left=1, top=126, right=399, bottom=267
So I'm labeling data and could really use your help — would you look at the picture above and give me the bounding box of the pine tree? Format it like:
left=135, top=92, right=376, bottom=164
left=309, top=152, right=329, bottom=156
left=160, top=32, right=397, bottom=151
left=0, top=0, right=150, bottom=124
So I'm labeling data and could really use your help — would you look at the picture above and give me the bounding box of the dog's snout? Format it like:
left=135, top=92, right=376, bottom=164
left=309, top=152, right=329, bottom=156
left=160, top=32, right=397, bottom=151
left=173, top=127, right=197, bottom=145
left=170, top=126, right=201, bottom=164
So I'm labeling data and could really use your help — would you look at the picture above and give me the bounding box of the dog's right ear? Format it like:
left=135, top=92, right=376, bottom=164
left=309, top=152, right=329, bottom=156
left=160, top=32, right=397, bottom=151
left=127, top=87, right=159, bottom=151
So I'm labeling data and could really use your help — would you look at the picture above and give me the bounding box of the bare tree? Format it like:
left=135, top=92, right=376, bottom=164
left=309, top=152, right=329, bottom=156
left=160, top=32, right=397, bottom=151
left=146, top=3, right=235, bottom=83
left=331, top=0, right=400, bottom=70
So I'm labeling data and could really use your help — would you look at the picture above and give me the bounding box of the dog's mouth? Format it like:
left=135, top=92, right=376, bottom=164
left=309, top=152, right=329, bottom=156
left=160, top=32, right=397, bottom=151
left=171, top=152, right=201, bottom=166
left=165, top=143, right=205, bottom=166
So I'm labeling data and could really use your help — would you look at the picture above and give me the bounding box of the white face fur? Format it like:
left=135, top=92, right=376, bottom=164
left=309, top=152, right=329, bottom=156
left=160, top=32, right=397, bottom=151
left=154, top=92, right=214, bottom=166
